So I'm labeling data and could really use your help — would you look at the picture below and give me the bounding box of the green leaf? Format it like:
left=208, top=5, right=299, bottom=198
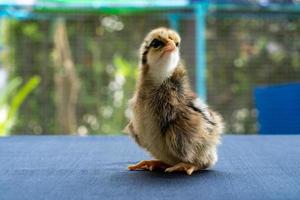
left=0, top=76, right=41, bottom=136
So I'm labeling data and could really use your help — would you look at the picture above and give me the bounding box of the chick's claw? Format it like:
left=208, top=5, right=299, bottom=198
left=128, top=160, right=170, bottom=171
left=165, top=162, right=199, bottom=175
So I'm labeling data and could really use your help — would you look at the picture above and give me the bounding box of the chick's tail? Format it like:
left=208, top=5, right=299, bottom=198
left=210, top=111, right=225, bottom=136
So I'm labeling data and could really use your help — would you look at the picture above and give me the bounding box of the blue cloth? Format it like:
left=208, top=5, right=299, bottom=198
left=255, top=82, right=300, bottom=134
left=0, top=135, right=299, bottom=200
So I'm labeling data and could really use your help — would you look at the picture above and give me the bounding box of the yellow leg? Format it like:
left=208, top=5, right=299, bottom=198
left=128, top=160, right=170, bottom=171
left=165, top=162, right=199, bottom=175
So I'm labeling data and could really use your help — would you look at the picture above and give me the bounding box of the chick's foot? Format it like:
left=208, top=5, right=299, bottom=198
left=128, top=160, right=170, bottom=171
left=165, top=162, right=199, bottom=175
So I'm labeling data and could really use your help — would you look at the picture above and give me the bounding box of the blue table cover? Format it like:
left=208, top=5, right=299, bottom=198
left=0, top=135, right=299, bottom=200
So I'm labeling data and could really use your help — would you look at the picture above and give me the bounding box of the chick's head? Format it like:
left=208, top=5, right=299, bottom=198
left=140, top=27, right=181, bottom=83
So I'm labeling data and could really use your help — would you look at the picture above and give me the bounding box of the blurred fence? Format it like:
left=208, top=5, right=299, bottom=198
left=0, top=11, right=300, bottom=135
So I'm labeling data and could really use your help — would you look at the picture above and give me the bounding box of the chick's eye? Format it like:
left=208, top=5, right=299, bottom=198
left=150, top=39, right=164, bottom=48
left=175, top=42, right=179, bottom=47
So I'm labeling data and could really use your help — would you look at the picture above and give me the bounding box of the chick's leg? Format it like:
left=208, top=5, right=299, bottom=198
left=165, top=162, right=199, bottom=175
left=128, top=160, right=170, bottom=171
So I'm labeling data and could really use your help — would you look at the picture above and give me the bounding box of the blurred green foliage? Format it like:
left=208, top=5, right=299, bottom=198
left=0, top=76, right=40, bottom=136
left=2, top=16, right=144, bottom=135
left=1, top=15, right=300, bottom=135
left=206, top=18, right=300, bottom=133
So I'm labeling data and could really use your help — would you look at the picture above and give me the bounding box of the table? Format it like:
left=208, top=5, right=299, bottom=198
left=0, top=135, right=299, bottom=200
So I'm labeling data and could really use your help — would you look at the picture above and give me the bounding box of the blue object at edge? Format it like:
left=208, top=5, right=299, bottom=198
left=254, top=82, right=300, bottom=135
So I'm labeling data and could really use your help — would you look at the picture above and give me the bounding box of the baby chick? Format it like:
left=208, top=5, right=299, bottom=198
left=125, top=27, right=224, bottom=175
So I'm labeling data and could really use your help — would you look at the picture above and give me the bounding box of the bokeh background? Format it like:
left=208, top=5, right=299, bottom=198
left=0, top=0, right=300, bottom=136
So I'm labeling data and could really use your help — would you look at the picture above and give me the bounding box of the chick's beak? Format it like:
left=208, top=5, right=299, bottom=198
left=163, top=41, right=176, bottom=53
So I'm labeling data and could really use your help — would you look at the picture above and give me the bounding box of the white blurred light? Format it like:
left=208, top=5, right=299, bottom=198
left=0, top=107, right=8, bottom=123
left=101, top=16, right=124, bottom=32
left=266, top=42, right=281, bottom=54
left=0, top=68, right=7, bottom=90
left=102, top=106, right=113, bottom=118
left=78, top=126, right=88, bottom=136
left=113, top=90, right=123, bottom=107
